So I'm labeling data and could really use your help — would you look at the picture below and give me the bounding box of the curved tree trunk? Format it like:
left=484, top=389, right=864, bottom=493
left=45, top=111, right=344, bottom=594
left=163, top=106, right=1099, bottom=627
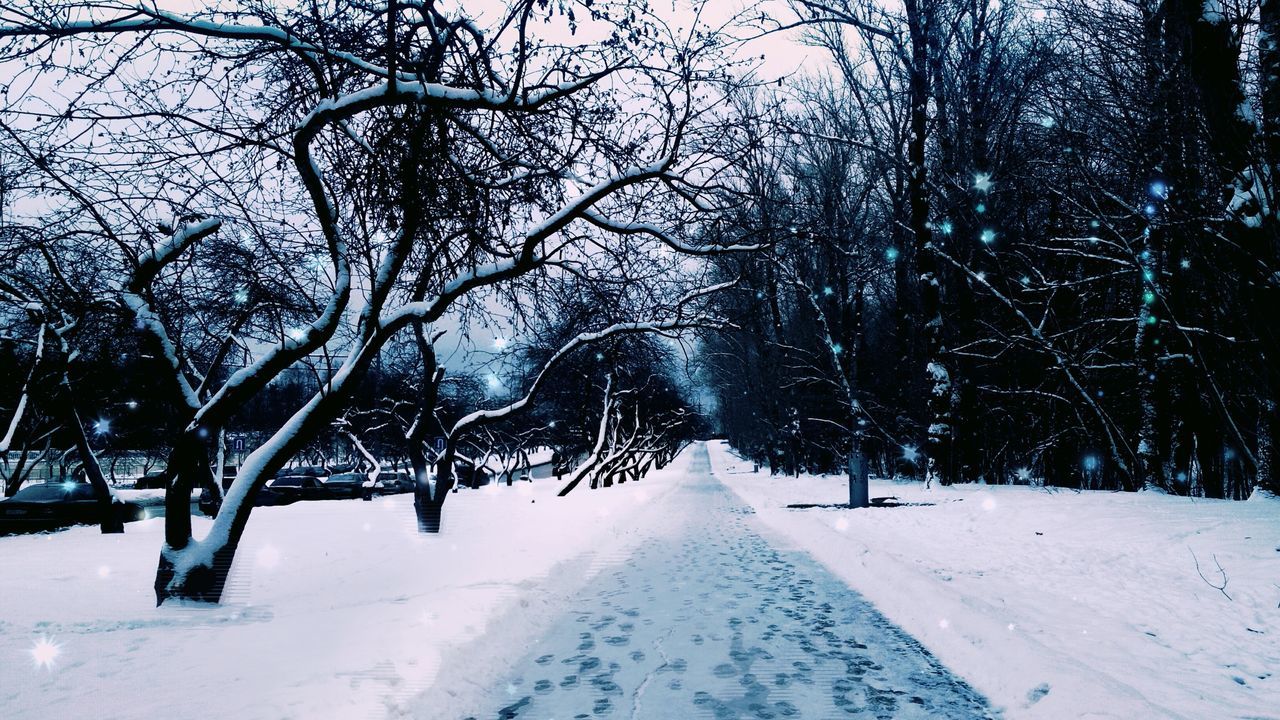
left=66, top=404, right=123, bottom=534
left=3, top=443, right=44, bottom=497
left=153, top=334, right=389, bottom=603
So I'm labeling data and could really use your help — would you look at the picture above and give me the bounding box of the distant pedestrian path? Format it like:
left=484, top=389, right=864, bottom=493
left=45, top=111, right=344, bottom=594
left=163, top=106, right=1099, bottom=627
left=468, top=444, right=995, bottom=719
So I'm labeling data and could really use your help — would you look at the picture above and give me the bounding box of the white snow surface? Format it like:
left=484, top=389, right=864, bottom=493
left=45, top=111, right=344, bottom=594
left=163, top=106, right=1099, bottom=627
left=112, top=488, right=201, bottom=506
left=7, top=443, right=1277, bottom=719
left=707, top=441, right=1280, bottom=720
left=0, top=449, right=694, bottom=720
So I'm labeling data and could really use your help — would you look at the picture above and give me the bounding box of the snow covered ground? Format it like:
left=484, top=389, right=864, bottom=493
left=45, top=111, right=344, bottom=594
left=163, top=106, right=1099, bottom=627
left=0, top=451, right=693, bottom=720
left=707, top=441, right=1280, bottom=720
left=6, top=443, right=1276, bottom=720
left=464, top=444, right=992, bottom=719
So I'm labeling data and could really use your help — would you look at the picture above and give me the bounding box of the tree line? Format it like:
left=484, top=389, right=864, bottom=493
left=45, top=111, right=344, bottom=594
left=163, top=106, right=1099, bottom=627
left=702, top=0, right=1280, bottom=502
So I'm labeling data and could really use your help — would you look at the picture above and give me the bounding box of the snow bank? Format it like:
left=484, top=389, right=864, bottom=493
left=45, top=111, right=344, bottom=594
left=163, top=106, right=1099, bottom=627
left=708, top=441, right=1280, bottom=720
left=0, top=449, right=693, bottom=720
left=112, top=488, right=201, bottom=506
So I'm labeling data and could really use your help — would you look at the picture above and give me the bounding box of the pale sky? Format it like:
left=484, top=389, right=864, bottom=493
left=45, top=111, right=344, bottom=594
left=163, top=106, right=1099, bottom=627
left=136, top=0, right=819, bottom=83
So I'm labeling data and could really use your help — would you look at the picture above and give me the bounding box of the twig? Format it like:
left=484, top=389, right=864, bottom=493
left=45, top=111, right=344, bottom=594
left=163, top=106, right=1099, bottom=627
left=1189, top=548, right=1232, bottom=601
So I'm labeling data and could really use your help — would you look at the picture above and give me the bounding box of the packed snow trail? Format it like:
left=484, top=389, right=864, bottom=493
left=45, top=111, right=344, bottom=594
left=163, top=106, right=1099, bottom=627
left=466, top=444, right=994, bottom=719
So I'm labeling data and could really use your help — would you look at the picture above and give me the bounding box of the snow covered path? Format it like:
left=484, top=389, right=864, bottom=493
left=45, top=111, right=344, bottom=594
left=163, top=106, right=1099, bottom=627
left=466, top=445, right=993, bottom=719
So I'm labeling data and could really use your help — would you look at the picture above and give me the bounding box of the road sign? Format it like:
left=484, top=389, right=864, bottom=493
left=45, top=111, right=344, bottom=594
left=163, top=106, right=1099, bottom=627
left=432, top=436, right=446, bottom=452
left=233, top=437, right=245, bottom=452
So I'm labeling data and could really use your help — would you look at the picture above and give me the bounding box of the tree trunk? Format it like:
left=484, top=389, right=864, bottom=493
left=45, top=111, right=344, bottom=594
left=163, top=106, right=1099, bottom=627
left=1259, top=399, right=1276, bottom=494
left=4, top=444, right=34, bottom=497
left=153, top=542, right=235, bottom=603
left=67, top=404, right=123, bottom=534
left=1256, top=0, right=1280, bottom=496
left=415, top=496, right=445, bottom=533
left=154, top=329, right=396, bottom=603
left=905, top=0, right=952, bottom=487
left=161, top=431, right=214, bottom=547
left=414, top=442, right=455, bottom=533
left=558, top=472, right=586, bottom=496
left=1135, top=240, right=1162, bottom=491
left=847, top=440, right=869, bottom=509
left=1197, top=430, right=1226, bottom=499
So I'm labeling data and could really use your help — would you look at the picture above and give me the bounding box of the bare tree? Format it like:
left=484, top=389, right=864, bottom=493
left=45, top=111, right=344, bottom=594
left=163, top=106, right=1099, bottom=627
left=1, top=0, right=755, bottom=602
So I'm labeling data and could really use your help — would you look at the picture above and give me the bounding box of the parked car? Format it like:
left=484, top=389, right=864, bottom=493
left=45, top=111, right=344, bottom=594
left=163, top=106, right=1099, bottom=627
left=0, top=482, right=147, bottom=534
left=197, top=474, right=237, bottom=517
left=370, top=471, right=413, bottom=496
left=252, top=486, right=298, bottom=507
left=274, top=465, right=329, bottom=479
left=322, top=472, right=369, bottom=499
left=264, top=475, right=332, bottom=503
left=199, top=473, right=301, bottom=516
left=133, top=471, right=168, bottom=490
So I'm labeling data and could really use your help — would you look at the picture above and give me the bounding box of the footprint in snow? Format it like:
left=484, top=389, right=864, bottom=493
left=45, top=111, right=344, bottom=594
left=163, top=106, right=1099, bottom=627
left=1025, top=682, right=1051, bottom=705
left=713, top=663, right=738, bottom=678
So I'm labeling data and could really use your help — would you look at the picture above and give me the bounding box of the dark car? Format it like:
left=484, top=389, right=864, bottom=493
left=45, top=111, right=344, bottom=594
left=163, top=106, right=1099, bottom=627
left=133, top=471, right=168, bottom=490
left=0, top=482, right=147, bottom=535
left=322, top=472, right=369, bottom=499
left=198, top=474, right=238, bottom=517
left=265, top=475, right=334, bottom=503
left=275, top=465, right=329, bottom=479
left=198, top=475, right=302, bottom=516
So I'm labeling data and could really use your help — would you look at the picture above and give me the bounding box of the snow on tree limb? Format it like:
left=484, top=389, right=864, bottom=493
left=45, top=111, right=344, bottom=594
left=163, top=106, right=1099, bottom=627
left=582, top=211, right=766, bottom=254
left=451, top=315, right=729, bottom=438
left=0, top=321, right=44, bottom=453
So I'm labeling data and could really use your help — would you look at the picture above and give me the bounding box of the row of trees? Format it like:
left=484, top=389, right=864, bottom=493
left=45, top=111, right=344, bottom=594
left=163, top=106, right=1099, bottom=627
left=5, top=0, right=1277, bottom=606
left=703, top=0, right=1280, bottom=501
left=0, top=0, right=751, bottom=603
